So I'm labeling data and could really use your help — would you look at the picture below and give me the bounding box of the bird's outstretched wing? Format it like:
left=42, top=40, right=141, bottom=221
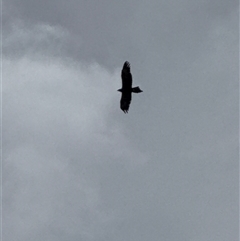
left=121, top=61, right=132, bottom=90
left=120, top=92, right=131, bottom=113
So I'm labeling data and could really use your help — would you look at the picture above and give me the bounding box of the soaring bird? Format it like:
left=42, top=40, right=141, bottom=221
left=118, top=61, right=143, bottom=113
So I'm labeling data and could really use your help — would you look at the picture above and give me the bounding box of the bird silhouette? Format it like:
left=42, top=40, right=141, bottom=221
left=118, top=61, right=143, bottom=113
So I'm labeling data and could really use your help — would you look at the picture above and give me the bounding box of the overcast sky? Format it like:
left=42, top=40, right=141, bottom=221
left=3, top=0, right=239, bottom=240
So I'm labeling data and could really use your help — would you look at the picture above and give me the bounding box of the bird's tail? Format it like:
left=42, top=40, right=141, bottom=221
left=132, top=86, right=143, bottom=93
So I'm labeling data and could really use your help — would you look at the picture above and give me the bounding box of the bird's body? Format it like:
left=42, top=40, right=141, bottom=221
left=118, top=61, right=142, bottom=113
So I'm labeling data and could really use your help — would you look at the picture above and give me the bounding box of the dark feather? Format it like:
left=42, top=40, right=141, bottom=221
left=120, top=92, right=131, bottom=113
left=121, top=61, right=132, bottom=90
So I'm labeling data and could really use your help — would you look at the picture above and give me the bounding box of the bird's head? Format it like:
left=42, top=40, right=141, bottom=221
left=117, top=89, right=123, bottom=92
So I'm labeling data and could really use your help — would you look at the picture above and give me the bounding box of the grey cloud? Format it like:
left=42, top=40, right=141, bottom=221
left=3, top=28, right=147, bottom=240
left=4, top=0, right=238, bottom=67
left=3, top=1, right=238, bottom=241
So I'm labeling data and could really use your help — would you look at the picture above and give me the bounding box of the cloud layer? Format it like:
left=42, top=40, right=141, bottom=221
left=3, top=1, right=238, bottom=241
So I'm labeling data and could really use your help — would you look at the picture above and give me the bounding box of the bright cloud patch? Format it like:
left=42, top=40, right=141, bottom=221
left=3, top=23, right=148, bottom=241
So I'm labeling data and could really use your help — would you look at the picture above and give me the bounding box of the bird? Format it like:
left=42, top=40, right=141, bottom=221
left=118, top=61, right=143, bottom=113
